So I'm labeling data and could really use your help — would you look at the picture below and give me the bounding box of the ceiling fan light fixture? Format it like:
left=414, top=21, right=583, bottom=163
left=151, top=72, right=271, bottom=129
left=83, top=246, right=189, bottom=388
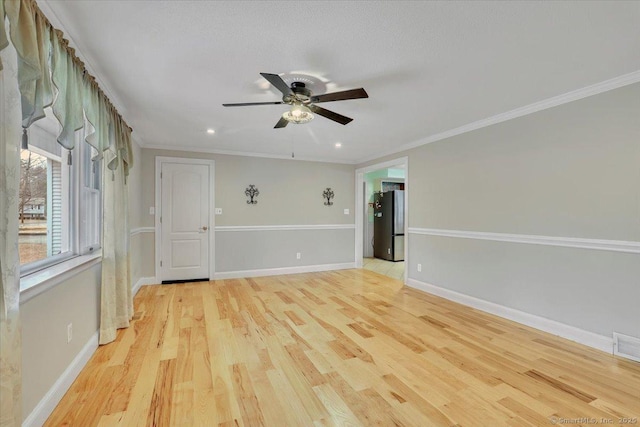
left=282, top=104, right=314, bottom=124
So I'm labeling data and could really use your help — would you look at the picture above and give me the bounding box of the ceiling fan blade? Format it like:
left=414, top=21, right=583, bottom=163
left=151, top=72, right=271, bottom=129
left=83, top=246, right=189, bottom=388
left=310, top=88, right=368, bottom=103
left=260, top=73, right=293, bottom=96
left=222, top=101, right=284, bottom=107
left=308, top=105, right=353, bottom=125
left=274, top=117, right=289, bottom=128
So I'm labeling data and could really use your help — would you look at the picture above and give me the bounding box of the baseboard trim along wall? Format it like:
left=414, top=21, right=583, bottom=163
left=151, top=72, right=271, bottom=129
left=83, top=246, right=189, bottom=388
left=22, top=331, right=99, bottom=427
left=213, top=262, right=356, bottom=280
left=132, top=225, right=357, bottom=234
left=132, top=276, right=158, bottom=295
left=408, top=228, right=640, bottom=254
left=406, top=278, right=613, bottom=354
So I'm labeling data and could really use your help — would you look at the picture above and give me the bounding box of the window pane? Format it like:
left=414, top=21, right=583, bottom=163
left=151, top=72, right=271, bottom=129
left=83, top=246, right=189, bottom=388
left=19, top=150, right=48, bottom=264
left=19, top=147, right=69, bottom=267
left=82, top=145, right=101, bottom=191
left=79, top=141, right=102, bottom=253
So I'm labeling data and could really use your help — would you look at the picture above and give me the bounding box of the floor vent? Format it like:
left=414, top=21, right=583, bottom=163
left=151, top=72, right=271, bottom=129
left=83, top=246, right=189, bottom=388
left=613, top=332, right=640, bottom=362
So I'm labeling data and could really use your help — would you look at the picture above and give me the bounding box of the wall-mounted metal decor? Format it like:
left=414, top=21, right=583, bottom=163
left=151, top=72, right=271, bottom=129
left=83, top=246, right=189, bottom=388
left=323, top=187, right=334, bottom=206
left=245, top=185, right=259, bottom=204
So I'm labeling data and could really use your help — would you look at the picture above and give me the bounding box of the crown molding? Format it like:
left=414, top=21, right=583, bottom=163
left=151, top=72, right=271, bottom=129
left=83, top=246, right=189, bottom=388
left=141, top=71, right=639, bottom=165
left=139, top=143, right=357, bottom=164
left=38, top=2, right=639, bottom=167
left=356, top=70, right=640, bottom=164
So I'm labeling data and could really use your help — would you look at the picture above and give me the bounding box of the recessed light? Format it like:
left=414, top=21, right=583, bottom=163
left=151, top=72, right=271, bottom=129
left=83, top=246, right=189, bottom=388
left=335, top=142, right=342, bottom=148
left=206, top=128, right=215, bottom=134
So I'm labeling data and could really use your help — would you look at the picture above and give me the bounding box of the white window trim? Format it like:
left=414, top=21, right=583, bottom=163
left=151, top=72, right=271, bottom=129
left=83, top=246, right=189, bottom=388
left=18, top=137, right=104, bottom=300
left=19, top=251, right=102, bottom=304
left=19, top=141, right=78, bottom=276
left=19, top=127, right=105, bottom=276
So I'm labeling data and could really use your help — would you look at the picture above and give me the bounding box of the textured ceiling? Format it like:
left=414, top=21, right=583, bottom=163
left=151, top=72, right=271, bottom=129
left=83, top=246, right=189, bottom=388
left=42, top=1, right=640, bottom=163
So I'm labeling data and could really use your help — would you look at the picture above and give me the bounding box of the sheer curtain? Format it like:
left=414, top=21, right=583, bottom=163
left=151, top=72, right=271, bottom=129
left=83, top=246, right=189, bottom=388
left=99, top=115, right=133, bottom=344
left=0, top=37, right=23, bottom=427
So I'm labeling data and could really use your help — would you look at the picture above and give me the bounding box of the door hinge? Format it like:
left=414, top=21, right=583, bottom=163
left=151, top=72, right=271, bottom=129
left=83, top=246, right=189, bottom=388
left=160, top=216, right=162, bottom=223
left=160, top=261, right=163, bottom=267
left=160, top=172, right=163, bottom=179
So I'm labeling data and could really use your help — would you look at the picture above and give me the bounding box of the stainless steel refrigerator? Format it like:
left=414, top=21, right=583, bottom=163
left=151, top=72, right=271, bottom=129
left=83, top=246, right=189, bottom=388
left=373, top=190, right=404, bottom=261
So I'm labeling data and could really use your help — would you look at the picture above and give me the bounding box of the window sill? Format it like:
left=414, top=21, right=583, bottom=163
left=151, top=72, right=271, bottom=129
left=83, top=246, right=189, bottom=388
left=20, top=251, right=102, bottom=305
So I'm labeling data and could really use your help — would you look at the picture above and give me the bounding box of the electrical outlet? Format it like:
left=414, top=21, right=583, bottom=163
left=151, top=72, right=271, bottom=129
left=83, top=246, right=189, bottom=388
left=343, top=209, right=350, bottom=215
left=215, top=208, right=222, bottom=215
left=67, top=323, right=73, bottom=343
left=417, top=264, right=422, bottom=272
left=149, top=206, right=155, bottom=215
left=296, top=252, right=301, bottom=260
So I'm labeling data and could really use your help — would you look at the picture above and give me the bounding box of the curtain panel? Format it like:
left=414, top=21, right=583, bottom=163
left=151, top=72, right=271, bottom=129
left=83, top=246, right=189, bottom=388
left=0, top=38, right=23, bottom=427
left=1, top=1, right=135, bottom=423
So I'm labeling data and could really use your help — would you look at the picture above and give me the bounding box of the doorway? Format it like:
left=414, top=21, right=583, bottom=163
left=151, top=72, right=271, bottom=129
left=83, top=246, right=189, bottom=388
left=355, top=157, right=408, bottom=282
left=155, top=157, right=215, bottom=283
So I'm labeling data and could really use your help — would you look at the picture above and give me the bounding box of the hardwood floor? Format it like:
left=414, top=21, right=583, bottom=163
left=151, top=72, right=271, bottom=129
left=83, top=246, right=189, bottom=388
left=362, top=257, right=404, bottom=281
left=46, top=269, right=640, bottom=426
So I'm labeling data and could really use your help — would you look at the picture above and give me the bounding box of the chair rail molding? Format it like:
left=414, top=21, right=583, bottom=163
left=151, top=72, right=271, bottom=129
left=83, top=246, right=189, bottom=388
left=408, top=228, right=640, bottom=254
left=130, top=227, right=155, bottom=236
left=215, top=224, right=355, bottom=232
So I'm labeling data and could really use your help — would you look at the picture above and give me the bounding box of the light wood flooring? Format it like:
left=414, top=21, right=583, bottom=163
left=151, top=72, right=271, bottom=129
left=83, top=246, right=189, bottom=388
left=46, top=269, right=640, bottom=426
left=362, top=257, right=404, bottom=281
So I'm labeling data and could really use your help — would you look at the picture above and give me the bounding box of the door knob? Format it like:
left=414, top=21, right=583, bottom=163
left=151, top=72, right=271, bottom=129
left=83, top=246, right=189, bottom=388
left=201, top=226, right=208, bottom=232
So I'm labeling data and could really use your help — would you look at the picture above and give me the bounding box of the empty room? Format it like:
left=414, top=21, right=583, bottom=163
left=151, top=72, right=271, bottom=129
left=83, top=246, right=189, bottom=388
left=1, top=1, right=639, bottom=426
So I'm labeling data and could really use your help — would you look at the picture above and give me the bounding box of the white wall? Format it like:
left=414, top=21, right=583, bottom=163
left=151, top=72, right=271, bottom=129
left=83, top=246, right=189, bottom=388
left=358, top=83, right=640, bottom=342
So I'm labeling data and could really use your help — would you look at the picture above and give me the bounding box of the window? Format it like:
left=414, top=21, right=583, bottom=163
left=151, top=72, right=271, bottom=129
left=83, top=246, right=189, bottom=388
left=19, top=148, right=55, bottom=264
left=18, top=112, right=102, bottom=277
left=80, top=144, right=102, bottom=254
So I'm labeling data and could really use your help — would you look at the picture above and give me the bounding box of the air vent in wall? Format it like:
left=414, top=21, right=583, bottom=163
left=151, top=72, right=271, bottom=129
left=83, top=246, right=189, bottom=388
left=613, top=332, right=640, bottom=362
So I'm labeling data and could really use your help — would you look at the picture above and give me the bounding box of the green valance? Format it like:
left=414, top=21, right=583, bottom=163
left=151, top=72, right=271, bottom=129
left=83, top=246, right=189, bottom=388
left=0, top=0, right=133, bottom=175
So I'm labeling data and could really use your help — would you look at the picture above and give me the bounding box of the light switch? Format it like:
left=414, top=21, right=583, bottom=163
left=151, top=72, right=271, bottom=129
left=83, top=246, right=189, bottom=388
left=215, top=208, right=222, bottom=215
left=149, top=207, right=155, bottom=215
left=344, top=209, right=350, bottom=215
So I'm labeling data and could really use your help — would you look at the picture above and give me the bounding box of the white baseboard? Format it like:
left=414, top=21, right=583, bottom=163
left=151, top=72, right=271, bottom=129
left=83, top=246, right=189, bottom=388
left=213, top=262, right=356, bottom=280
left=406, top=278, right=613, bottom=354
left=132, top=276, right=158, bottom=296
left=23, top=331, right=99, bottom=427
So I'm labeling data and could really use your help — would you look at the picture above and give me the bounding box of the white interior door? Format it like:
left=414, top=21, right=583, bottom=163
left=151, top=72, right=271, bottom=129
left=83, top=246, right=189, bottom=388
left=160, top=162, right=210, bottom=282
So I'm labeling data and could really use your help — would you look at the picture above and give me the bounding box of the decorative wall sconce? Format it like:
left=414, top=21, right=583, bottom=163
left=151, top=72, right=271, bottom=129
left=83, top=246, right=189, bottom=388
left=245, top=185, right=259, bottom=204
left=323, top=187, right=334, bottom=206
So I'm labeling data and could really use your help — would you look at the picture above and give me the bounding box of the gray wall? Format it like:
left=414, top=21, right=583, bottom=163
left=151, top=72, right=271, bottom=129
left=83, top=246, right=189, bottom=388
left=21, top=263, right=101, bottom=419
left=128, top=140, right=147, bottom=286
left=359, top=83, right=640, bottom=339
left=216, top=229, right=354, bottom=272
left=140, top=149, right=356, bottom=274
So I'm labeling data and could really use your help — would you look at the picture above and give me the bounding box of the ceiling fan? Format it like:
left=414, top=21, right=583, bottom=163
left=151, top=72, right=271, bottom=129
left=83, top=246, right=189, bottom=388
left=223, top=73, right=368, bottom=128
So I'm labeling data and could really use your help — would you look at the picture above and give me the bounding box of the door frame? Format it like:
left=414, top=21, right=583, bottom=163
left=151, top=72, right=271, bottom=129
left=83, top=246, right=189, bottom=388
left=155, top=156, right=215, bottom=282
left=354, top=156, right=409, bottom=283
